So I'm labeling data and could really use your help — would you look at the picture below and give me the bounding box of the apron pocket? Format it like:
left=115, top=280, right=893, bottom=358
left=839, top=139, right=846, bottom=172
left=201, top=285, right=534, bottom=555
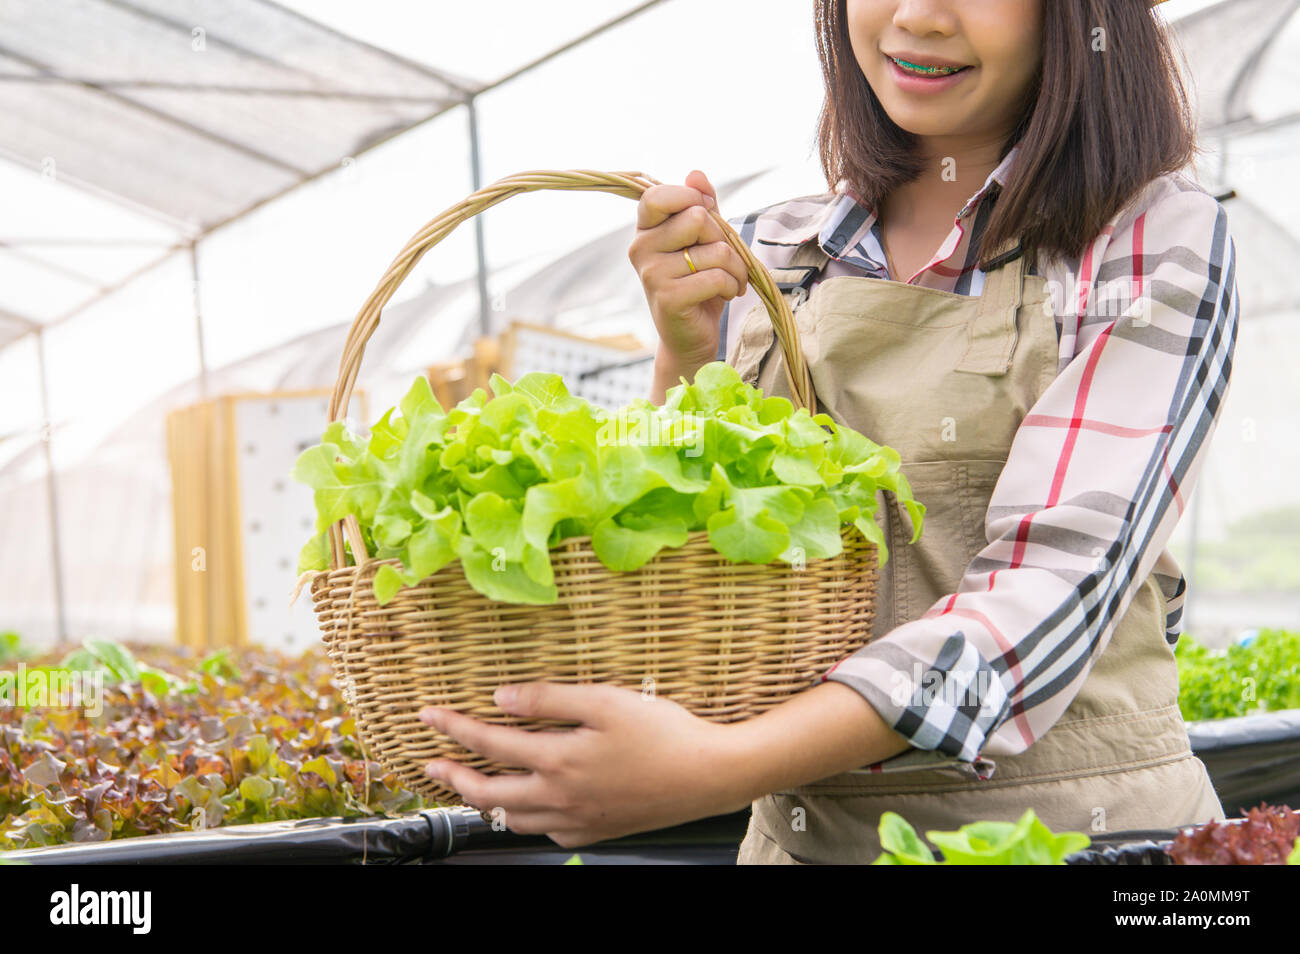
left=884, top=458, right=1008, bottom=626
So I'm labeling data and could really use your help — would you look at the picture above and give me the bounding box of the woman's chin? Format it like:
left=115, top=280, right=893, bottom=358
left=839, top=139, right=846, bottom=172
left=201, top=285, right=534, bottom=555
left=876, top=104, right=973, bottom=139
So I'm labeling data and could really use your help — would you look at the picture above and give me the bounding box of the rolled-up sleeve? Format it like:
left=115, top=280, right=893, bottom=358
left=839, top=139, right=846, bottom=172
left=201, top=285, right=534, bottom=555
left=822, top=181, right=1241, bottom=764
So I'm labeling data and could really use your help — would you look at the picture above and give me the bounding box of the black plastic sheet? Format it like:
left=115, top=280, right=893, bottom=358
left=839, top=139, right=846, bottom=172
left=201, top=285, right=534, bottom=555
left=4, top=808, right=482, bottom=865
left=1188, top=709, right=1300, bottom=816
left=3, top=807, right=751, bottom=866
left=1065, top=830, right=1176, bottom=866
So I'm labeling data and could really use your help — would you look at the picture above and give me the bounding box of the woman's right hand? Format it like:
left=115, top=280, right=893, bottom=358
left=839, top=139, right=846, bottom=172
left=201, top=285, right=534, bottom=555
left=629, top=169, right=750, bottom=371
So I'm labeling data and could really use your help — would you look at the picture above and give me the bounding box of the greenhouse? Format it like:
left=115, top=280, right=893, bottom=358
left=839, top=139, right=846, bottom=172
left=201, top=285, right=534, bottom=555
left=1, top=0, right=1298, bottom=887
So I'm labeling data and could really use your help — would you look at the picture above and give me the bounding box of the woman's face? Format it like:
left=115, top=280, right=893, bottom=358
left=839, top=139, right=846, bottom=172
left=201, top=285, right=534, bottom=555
left=847, top=0, right=1044, bottom=143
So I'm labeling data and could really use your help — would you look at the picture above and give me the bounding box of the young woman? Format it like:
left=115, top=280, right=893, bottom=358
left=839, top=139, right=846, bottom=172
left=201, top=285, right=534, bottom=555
left=417, top=0, right=1239, bottom=862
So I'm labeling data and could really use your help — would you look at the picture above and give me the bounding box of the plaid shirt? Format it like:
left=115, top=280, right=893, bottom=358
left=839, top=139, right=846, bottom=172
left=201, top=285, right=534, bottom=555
left=717, top=145, right=1240, bottom=768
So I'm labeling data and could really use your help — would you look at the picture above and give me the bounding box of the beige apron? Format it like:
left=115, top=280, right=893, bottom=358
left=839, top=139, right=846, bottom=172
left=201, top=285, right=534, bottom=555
left=726, top=235, right=1223, bottom=864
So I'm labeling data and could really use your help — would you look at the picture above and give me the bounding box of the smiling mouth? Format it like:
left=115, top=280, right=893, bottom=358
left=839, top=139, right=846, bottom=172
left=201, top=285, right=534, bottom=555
left=887, top=55, right=972, bottom=77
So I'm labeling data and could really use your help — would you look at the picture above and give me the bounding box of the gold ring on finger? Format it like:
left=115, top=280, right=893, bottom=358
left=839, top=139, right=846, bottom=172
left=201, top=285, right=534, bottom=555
left=683, top=248, right=698, bottom=274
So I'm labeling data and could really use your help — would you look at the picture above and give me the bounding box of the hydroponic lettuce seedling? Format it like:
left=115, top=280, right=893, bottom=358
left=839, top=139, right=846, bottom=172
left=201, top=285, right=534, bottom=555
left=1168, top=803, right=1300, bottom=865
left=0, top=642, right=425, bottom=848
left=292, top=361, right=925, bottom=607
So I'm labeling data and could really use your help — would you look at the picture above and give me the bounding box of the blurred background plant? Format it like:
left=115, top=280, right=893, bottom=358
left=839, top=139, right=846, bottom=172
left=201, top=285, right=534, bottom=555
left=1175, top=628, right=1300, bottom=721
left=0, top=632, right=429, bottom=849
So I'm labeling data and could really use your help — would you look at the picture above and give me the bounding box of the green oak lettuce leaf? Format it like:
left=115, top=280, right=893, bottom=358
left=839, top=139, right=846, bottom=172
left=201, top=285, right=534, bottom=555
left=872, top=811, right=937, bottom=865
left=873, top=809, right=1089, bottom=865
left=297, top=529, right=331, bottom=575
left=454, top=534, right=558, bottom=605
left=781, top=495, right=843, bottom=562
left=591, top=513, right=690, bottom=572
left=669, top=360, right=760, bottom=416
left=924, top=810, right=1090, bottom=865
left=291, top=439, right=384, bottom=537
left=505, top=371, right=589, bottom=412
left=370, top=370, right=444, bottom=462
left=706, top=479, right=807, bottom=565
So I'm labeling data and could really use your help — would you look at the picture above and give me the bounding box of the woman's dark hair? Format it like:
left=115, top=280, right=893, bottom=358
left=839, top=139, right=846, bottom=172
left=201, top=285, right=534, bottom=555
left=813, top=0, right=1199, bottom=268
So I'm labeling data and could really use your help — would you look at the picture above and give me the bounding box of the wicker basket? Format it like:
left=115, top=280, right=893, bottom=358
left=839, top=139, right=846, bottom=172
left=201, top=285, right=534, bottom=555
left=307, top=170, right=879, bottom=805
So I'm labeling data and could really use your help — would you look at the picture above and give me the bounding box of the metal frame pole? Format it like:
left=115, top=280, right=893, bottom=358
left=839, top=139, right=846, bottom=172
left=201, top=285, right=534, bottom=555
left=466, top=95, right=491, bottom=340
left=34, top=328, right=69, bottom=646
left=187, top=239, right=216, bottom=651
left=190, top=241, right=209, bottom=399
left=1182, top=132, right=1233, bottom=639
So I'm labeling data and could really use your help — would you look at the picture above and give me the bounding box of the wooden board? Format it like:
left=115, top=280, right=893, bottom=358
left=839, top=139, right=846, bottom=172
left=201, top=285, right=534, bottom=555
left=166, top=388, right=367, bottom=651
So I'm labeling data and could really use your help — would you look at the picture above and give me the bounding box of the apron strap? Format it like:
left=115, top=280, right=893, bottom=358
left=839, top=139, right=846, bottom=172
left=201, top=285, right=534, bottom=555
left=954, top=236, right=1027, bottom=376
left=761, top=239, right=833, bottom=414
left=766, top=238, right=834, bottom=308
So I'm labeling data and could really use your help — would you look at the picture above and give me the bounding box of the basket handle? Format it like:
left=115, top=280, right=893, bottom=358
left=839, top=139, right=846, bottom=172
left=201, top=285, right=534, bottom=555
left=325, top=169, right=815, bottom=570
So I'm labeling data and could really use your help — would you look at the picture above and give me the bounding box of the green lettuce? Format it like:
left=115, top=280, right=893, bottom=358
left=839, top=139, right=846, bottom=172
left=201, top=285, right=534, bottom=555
left=873, top=809, right=1091, bottom=865
left=1175, top=628, right=1300, bottom=721
left=292, top=361, right=925, bottom=606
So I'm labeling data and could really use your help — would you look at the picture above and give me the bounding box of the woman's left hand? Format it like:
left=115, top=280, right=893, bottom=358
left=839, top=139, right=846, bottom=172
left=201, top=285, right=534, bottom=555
left=418, top=682, right=751, bottom=849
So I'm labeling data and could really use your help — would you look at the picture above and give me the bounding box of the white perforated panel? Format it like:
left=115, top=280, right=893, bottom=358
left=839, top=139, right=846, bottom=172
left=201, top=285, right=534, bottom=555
left=232, top=393, right=367, bottom=652
left=508, top=326, right=654, bottom=410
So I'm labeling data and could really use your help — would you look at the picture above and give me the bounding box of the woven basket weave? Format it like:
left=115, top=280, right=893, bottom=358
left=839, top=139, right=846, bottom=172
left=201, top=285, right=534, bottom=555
left=307, top=170, right=879, bottom=805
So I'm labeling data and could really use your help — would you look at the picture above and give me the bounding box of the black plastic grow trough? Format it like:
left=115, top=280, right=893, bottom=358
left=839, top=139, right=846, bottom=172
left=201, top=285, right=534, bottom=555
left=3, top=807, right=1185, bottom=865
left=3, top=810, right=1195, bottom=865
left=2, top=807, right=753, bottom=865
left=1186, top=709, right=1300, bottom=816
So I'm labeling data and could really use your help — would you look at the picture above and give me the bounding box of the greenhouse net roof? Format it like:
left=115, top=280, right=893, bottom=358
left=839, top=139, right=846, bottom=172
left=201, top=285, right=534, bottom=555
left=0, top=0, right=476, bottom=347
